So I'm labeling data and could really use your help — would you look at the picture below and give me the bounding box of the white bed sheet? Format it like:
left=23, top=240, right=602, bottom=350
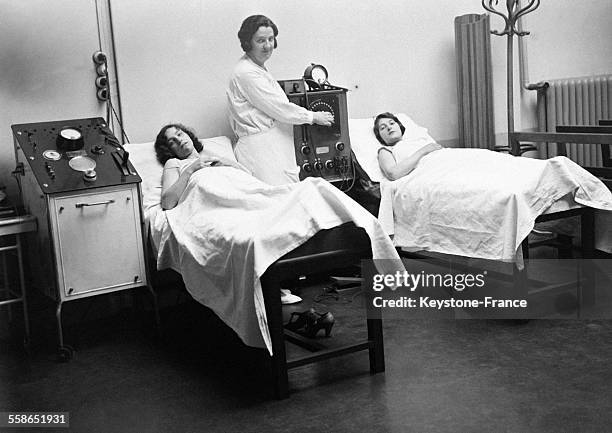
left=348, top=115, right=612, bottom=258
left=128, top=138, right=404, bottom=355
left=378, top=148, right=612, bottom=262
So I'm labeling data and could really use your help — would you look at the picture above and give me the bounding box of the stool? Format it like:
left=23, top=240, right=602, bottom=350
left=0, top=215, right=37, bottom=346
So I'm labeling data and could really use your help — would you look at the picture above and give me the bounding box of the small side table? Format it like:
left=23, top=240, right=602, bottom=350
left=0, top=214, right=37, bottom=346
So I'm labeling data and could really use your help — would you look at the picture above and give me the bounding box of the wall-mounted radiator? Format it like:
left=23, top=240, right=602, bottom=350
left=537, top=75, right=612, bottom=165
left=455, top=14, right=494, bottom=149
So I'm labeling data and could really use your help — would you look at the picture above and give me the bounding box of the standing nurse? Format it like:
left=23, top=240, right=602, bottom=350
left=227, top=15, right=334, bottom=186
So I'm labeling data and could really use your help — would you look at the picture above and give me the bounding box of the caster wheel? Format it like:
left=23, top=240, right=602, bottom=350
left=58, top=345, right=75, bottom=362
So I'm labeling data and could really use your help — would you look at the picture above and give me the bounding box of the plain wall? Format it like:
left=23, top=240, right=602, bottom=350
left=516, top=0, right=612, bottom=134
left=1, top=0, right=611, bottom=201
left=0, top=0, right=106, bottom=199
left=110, top=0, right=612, bottom=145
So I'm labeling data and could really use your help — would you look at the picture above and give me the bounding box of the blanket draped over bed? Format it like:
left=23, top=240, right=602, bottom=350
left=153, top=166, right=403, bottom=354
left=378, top=148, right=612, bottom=261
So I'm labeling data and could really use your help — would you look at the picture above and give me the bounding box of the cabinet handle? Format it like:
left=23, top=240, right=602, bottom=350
left=75, top=199, right=115, bottom=208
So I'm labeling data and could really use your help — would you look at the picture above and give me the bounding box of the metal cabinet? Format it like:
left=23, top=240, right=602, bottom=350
left=12, top=117, right=158, bottom=359
left=48, top=186, right=146, bottom=300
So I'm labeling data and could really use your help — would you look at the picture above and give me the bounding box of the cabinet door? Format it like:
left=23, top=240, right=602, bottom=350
left=50, top=186, right=146, bottom=298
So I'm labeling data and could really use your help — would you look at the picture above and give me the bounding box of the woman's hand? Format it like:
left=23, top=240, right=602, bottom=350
left=185, top=158, right=207, bottom=175
left=313, top=111, right=334, bottom=126
left=421, top=142, right=443, bottom=155
left=201, top=158, right=221, bottom=167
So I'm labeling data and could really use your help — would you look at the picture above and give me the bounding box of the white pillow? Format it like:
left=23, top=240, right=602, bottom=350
left=127, top=136, right=235, bottom=212
left=199, top=136, right=236, bottom=162
left=349, top=113, right=435, bottom=182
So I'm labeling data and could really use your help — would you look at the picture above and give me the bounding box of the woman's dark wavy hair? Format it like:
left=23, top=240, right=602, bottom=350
left=373, top=112, right=406, bottom=146
left=154, top=123, right=203, bottom=165
left=238, top=15, right=278, bottom=52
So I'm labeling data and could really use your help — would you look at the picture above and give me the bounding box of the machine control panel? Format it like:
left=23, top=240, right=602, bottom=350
left=12, top=117, right=140, bottom=194
left=279, top=78, right=354, bottom=186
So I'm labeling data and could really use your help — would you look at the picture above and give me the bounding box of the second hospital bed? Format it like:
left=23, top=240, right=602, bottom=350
left=127, top=135, right=404, bottom=398
left=348, top=114, right=612, bottom=310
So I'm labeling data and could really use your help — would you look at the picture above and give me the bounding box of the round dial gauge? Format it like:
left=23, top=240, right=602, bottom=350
left=43, top=150, right=61, bottom=161
left=60, top=128, right=81, bottom=140
left=309, top=99, right=334, bottom=117
left=310, top=65, right=328, bottom=84
left=304, top=64, right=329, bottom=88
left=68, top=156, right=96, bottom=172
left=57, top=127, right=85, bottom=151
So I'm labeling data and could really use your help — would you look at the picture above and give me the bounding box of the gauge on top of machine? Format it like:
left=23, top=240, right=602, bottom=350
left=68, top=155, right=96, bottom=172
left=304, top=63, right=328, bottom=89
left=57, top=127, right=85, bottom=151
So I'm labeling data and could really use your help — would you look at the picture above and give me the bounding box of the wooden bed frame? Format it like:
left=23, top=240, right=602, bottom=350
left=148, top=222, right=384, bottom=400
left=147, top=129, right=611, bottom=399
left=261, top=222, right=383, bottom=399
left=354, top=130, right=612, bottom=321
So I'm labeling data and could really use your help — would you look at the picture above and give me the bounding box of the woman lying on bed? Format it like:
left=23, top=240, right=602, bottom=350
left=373, top=112, right=443, bottom=181
left=154, top=123, right=245, bottom=210
left=369, top=111, right=612, bottom=262
left=153, top=123, right=304, bottom=304
left=148, top=124, right=404, bottom=348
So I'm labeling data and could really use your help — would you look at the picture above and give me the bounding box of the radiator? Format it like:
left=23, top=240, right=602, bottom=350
left=537, top=75, right=612, bottom=165
left=455, top=14, right=495, bottom=149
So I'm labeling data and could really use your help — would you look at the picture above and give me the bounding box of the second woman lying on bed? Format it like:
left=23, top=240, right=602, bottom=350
left=373, top=112, right=443, bottom=181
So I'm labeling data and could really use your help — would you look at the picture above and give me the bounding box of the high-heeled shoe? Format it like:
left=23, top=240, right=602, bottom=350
left=284, top=309, right=317, bottom=332
left=303, top=311, right=335, bottom=338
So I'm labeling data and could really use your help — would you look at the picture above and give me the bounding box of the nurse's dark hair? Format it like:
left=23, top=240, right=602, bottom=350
left=238, top=15, right=278, bottom=52
left=373, top=112, right=406, bottom=146
left=154, top=123, right=203, bottom=165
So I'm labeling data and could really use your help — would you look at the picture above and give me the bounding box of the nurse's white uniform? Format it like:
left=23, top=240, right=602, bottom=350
left=227, top=54, right=314, bottom=186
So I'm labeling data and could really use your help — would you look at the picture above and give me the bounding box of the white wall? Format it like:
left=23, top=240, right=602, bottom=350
left=2, top=0, right=611, bottom=200
left=0, top=0, right=106, bottom=200
left=111, top=0, right=612, bottom=145
left=113, top=0, right=476, bottom=143
left=516, top=0, right=612, bottom=132
left=525, top=0, right=612, bottom=82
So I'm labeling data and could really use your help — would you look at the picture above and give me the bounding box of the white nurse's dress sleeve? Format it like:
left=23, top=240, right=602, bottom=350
left=237, top=69, right=314, bottom=126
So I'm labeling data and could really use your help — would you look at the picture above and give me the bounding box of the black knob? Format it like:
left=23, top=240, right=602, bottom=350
left=335, top=142, right=345, bottom=151
left=314, top=160, right=323, bottom=171
left=301, top=145, right=311, bottom=155
left=302, top=163, right=312, bottom=173
left=325, top=160, right=334, bottom=170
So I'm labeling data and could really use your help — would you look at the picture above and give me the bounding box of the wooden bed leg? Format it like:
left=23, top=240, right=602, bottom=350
left=581, top=208, right=595, bottom=259
left=367, top=318, right=385, bottom=373
left=260, top=274, right=289, bottom=399
left=364, top=284, right=385, bottom=373
left=521, top=237, right=530, bottom=261
left=580, top=208, right=596, bottom=310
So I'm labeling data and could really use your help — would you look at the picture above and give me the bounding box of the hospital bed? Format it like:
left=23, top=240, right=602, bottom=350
left=127, top=136, right=403, bottom=399
left=348, top=114, right=612, bottom=309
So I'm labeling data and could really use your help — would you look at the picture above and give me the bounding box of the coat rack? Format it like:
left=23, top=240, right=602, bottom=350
left=482, top=0, right=541, bottom=149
